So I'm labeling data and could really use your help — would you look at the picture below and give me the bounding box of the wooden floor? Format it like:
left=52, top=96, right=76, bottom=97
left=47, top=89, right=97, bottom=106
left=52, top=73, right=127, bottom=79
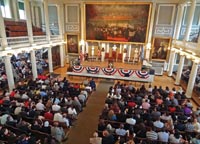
left=54, top=60, right=198, bottom=110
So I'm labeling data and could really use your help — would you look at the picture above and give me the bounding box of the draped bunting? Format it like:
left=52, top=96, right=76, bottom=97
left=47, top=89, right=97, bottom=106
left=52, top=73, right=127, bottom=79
left=86, top=66, right=100, bottom=74
left=135, top=71, right=149, bottom=79
left=118, top=69, right=134, bottom=77
left=101, top=68, right=117, bottom=75
left=72, top=66, right=84, bottom=73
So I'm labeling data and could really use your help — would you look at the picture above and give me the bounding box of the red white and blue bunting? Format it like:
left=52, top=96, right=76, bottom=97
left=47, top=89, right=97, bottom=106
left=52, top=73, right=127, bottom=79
left=102, top=68, right=117, bottom=75
left=72, top=66, right=84, bottom=73
left=118, top=69, right=134, bottom=77
left=86, top=66, right=100, bottom=74
left=135, top=71, right=149, bottom=79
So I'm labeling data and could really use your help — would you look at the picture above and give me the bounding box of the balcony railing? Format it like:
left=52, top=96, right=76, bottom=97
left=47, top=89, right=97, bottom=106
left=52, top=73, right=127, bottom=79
left=7, top=36, right=30, bottom=48
left=173, top=40, right=200, bottom=55
left=33, top=36, right=48, bottom=45
left=50, top=35, right=61, bottom=42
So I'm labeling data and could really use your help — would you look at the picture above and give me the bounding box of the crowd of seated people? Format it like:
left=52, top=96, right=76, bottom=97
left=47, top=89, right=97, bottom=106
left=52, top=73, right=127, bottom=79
left=181, top=67, right=200, bottom=93
left=94, top=81, right=200, bottom=144
left=0, top=51, right=49, bottom=89
left=0, top=75, right=96, bottom=143
left=0, top=61, right=7, bottom=89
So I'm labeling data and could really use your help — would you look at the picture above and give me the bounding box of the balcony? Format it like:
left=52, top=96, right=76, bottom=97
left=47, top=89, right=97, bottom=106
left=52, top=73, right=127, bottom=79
left=0, top=35, right=63, bottom=51
left=172, top=40, right=200, bottom=56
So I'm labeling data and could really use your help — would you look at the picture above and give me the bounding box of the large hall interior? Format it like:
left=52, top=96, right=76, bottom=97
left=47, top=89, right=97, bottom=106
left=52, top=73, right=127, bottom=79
left=0, top=0, right=200, bottom=144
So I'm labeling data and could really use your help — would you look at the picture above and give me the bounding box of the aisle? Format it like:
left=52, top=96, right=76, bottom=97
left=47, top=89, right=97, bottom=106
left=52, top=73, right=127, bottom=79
left=66, top=80, right=114, bottom=144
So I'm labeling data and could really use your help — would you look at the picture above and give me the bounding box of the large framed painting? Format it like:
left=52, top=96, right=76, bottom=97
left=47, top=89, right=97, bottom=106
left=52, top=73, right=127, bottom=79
left=151, top=37, right=171, bottom=60
left=85, top=3, right=151, bottom=43
left=66, top=34, right=79, bottom=54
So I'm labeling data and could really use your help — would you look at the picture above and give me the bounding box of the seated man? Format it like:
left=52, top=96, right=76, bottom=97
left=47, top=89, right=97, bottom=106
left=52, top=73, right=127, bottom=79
left=89, top=78, right=96, bottom=91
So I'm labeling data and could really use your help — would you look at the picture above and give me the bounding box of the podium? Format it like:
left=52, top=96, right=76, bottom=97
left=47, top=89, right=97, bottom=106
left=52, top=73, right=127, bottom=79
left=108, top=60, right=114, bottom=68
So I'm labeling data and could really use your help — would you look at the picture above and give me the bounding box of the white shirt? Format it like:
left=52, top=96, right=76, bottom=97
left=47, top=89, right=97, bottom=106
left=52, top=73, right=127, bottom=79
left=153, top=120, right=164, bottom=128
left=63, top=117, right=70, bottom=127
left=126, top=118, right=136, bottom=125
left=68, top=107, right=77, bottom=115
left=36, top=102, right=45, bottom=111
left=21, top=93, right=29, bottom=99
left=52, top=104, right=61, bottom=112
left=53, top=113, right=64, bottom=122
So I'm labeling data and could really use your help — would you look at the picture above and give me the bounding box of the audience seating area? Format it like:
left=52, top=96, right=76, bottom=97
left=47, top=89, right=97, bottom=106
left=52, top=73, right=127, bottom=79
left=5, top=20, right=45, bottom=37
left=0, top=51, right=49, bottom=90
left=93, top=82, right=200, bottom=144
left=0, top=75, right=96, bottom=144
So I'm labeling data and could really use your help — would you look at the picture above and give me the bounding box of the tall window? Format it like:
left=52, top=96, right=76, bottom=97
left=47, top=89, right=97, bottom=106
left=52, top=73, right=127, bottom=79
left=18, top=1, right=25, bottom=19
left=0, top=0, right=11, bottom=18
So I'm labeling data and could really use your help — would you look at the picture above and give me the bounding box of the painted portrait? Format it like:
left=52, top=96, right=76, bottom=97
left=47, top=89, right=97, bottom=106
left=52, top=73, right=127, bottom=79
left=152, top=37, right=171, bottom=60
left=67, top=34, right=79, bottom=53
left=85, top=3, right=151, bottom=43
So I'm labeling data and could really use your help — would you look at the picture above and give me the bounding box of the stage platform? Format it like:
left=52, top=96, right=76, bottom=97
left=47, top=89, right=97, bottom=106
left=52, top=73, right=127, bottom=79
left=66, top=60, right=154, bottom=83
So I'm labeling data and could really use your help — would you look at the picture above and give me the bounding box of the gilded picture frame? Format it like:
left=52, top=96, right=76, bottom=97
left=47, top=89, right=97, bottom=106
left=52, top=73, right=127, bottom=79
left=66, top=34, right=79, bottom=54
left=85, top=2, right=151, bottom=44
left=151, top=37, right=172, bottom=60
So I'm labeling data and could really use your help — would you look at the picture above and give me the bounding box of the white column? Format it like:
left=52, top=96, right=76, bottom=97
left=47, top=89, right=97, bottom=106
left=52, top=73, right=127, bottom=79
left=57, top=4, right=64, bottom=40
left=43, top=0, right=51, bottom=42
left=186, top=61, right=198, bottom=98
left=60, top=44, right=64, bottom=67
left=145, top=48, right=151, bottom=61
left=24, top=0, right=33, bottom=44
left=173, top=4, right=184, bottom=39
left=145, top=1, right=155, bottom=61
left=30, top=50, right=38, bottom=80
left=80, top=2, right=85, bottom=40
left=175, top=54, right=185, bottom=85
left=35, top=7, right=40, bottom=28
left=184, top=0, right=196, bottom=41
left=40, top=4, right=45, bottom=26
left=48, top=46, right=53, bottom=73
left=147, top=2, right=156, bottom=43
left=12, top=0, right=19, bottom=21
left=168, top=50, right=176, bottom=76
left=0, top=5, right=7, bottom=50
left=4, top=56, right=15, bottom=91
left=31, top=2, right=35, bottom=26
